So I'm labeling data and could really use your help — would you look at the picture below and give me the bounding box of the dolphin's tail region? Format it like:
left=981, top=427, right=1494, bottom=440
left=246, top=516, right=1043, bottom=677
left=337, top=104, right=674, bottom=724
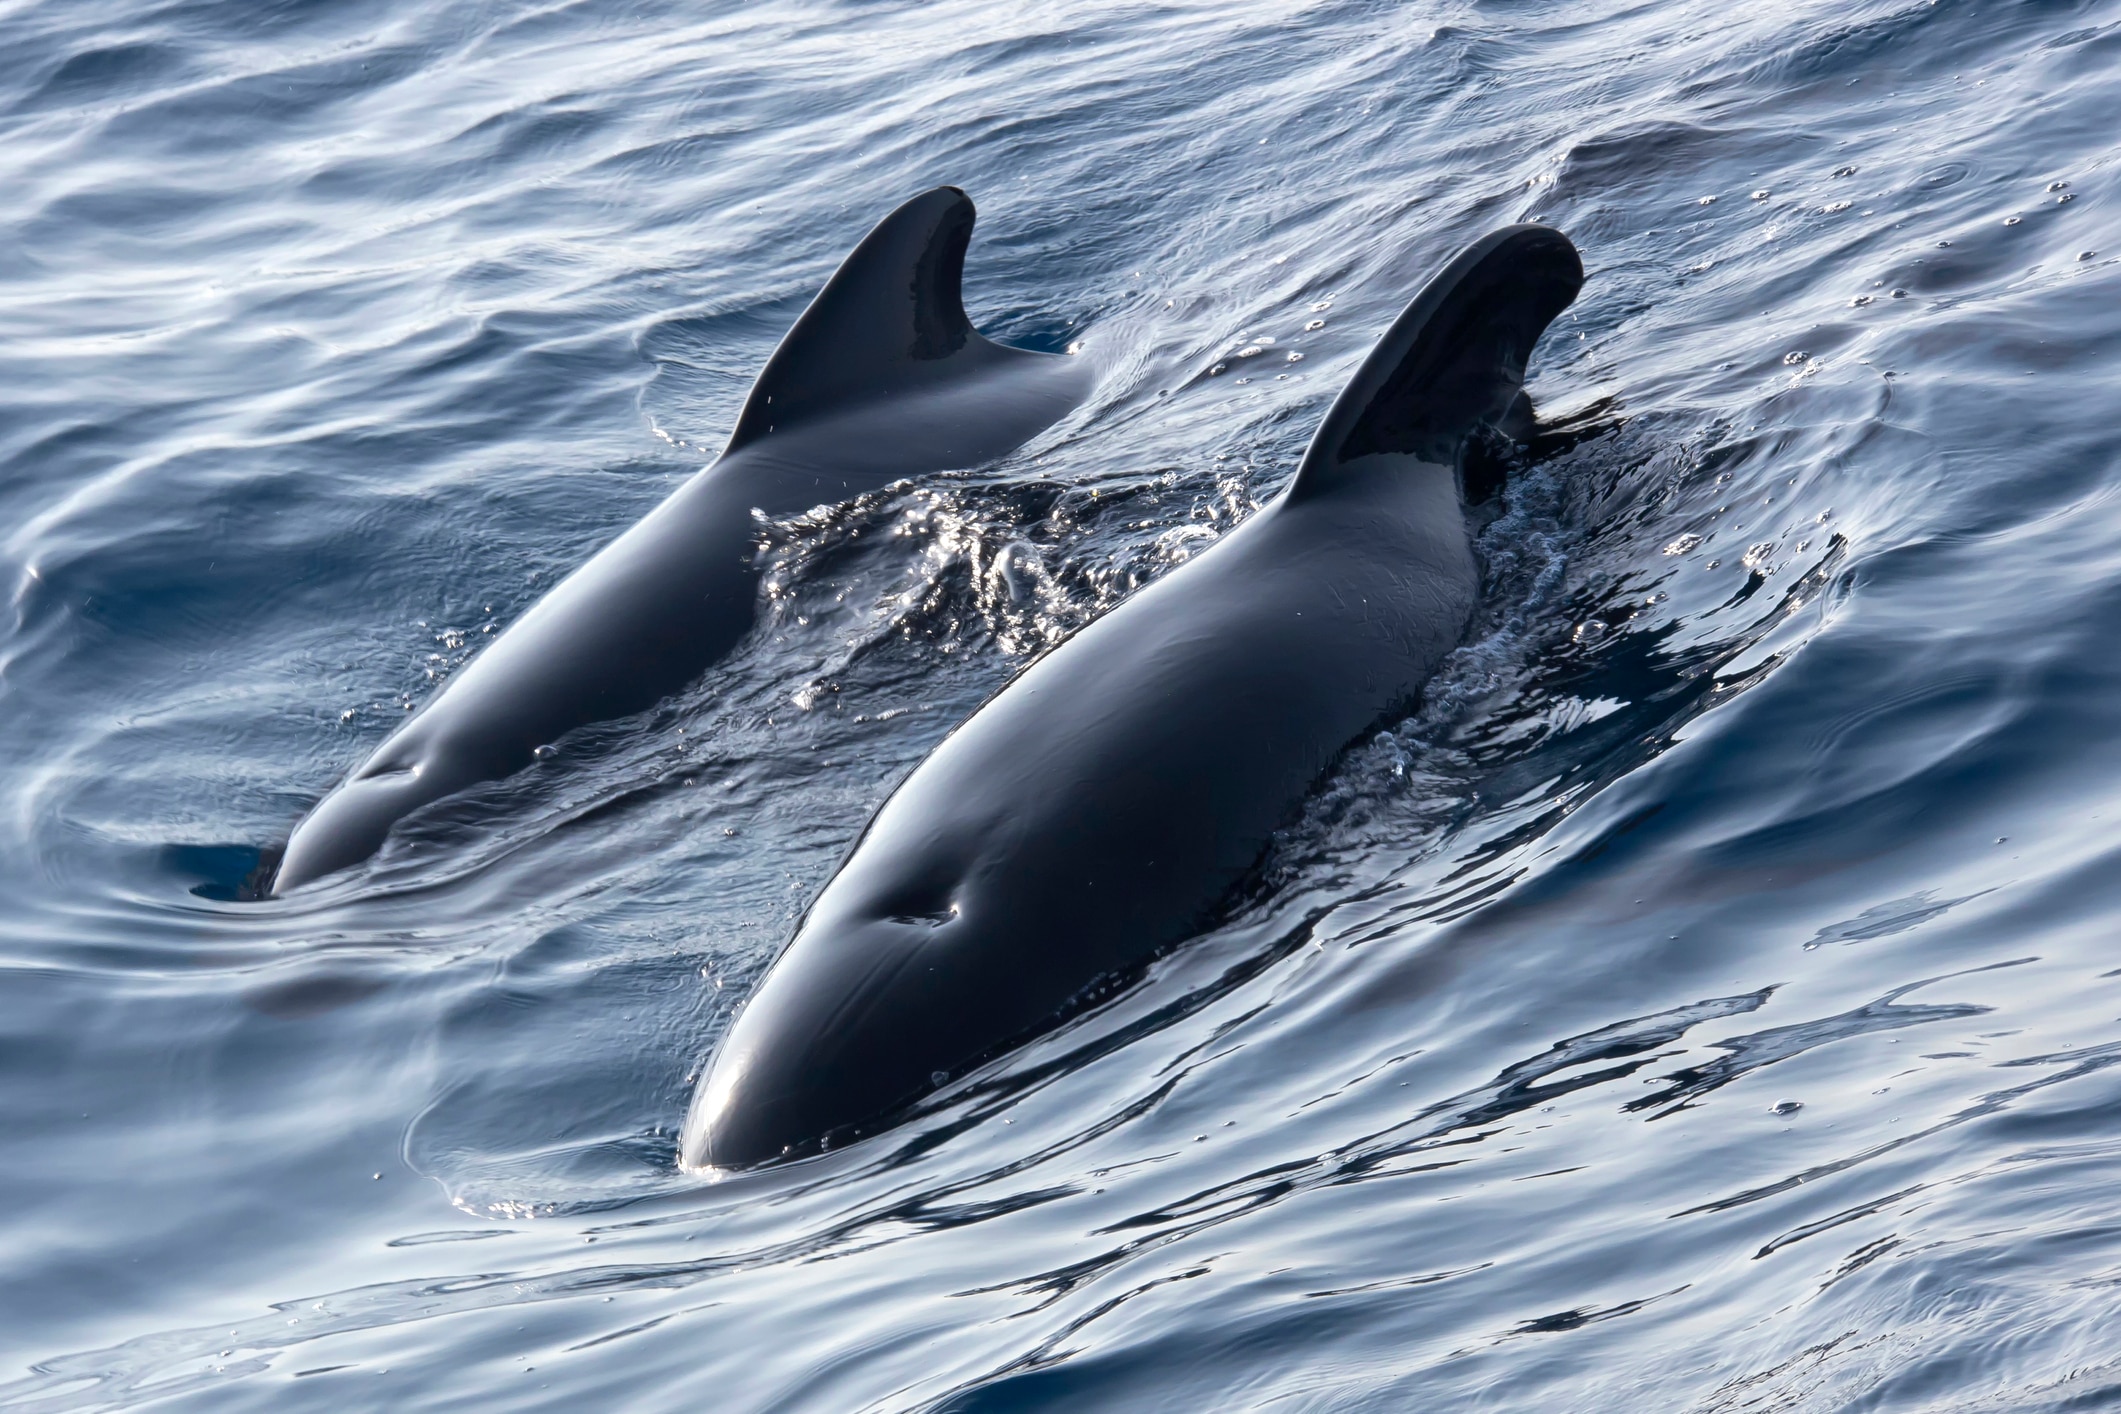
left=722, top=185, right=1062, bottom=454
left=1288, top=223, right=1583, bottom=501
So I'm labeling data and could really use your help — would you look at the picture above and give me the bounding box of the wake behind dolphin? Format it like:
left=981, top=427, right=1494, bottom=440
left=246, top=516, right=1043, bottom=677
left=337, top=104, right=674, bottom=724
left=269, top=188, right=1093, bottom=894
left=683, top=223, right=1586, bottom=1171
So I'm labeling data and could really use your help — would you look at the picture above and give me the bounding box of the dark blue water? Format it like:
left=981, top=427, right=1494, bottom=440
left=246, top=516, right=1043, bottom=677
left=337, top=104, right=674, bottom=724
left=3, top=0, right=2119, bottom=1407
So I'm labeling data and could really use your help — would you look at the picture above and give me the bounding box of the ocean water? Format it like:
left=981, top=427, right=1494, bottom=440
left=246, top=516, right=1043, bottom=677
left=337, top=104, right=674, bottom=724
left=2, top=0, right=2119, bottom=1407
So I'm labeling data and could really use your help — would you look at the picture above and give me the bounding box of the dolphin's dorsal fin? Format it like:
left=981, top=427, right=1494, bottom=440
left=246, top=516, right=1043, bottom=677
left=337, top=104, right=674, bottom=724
left=725, top=187, right=1042, bottom=453
left=1288, top=224, right=1583, bottom=501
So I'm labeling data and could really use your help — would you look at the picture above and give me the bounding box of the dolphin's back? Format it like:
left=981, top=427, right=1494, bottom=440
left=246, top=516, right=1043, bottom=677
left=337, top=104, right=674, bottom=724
left=798, top=468, right=1476, bottom=1034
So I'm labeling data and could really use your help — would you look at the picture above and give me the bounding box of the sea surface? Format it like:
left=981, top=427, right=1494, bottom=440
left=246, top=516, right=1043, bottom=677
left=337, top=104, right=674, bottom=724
left=2, top=0, right=2119, bottom=1408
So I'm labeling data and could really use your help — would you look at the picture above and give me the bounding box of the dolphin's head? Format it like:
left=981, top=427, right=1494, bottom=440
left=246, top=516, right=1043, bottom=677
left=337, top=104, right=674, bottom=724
left=272, top=742, right=473, bottom=894
left=274, top=775, right=413, bottom=894
left=678, top=807, right=1111, bottom=1172
left=679, top=899, right=1011, bottom=1171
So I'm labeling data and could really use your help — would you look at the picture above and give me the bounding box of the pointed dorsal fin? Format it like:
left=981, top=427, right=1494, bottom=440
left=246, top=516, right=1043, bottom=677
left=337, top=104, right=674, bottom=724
left=1289, top=224, right=1583, bottom=501
left=725, top=187, right=1042, bottom=453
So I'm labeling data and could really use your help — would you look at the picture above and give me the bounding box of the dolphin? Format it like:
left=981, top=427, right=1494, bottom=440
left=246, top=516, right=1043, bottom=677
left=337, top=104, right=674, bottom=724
left=270, top=187, right=1093, bottom=894
left=681, top=223, right=1585, bottom=1170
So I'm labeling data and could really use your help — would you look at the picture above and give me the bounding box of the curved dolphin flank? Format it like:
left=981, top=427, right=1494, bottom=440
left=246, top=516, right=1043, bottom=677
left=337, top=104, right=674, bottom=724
left=270, top=187, right=1094, bottom=894
left=682, top=224, right=1585, bottom=1171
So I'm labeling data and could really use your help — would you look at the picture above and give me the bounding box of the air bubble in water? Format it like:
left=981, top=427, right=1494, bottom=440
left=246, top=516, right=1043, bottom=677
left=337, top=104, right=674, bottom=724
left=994, top=542, right=1039, bottom=604
left=1770, top=1100, right=1803, bottom=1116
left=1663, top=533, right=1704, bottom=555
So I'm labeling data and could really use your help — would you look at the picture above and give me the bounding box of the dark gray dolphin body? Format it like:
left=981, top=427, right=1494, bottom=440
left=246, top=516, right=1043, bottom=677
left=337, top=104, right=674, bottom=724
left=271, top=188, right=1092, bottom=894
left=682, top=224, right=1586, bottom=1170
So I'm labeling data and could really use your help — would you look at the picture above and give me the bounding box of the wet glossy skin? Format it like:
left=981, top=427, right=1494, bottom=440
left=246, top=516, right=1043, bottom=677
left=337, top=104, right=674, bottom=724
left=684, top=224, right=1586, bottom=1169
left=272, top=188, right=1093, bottom=893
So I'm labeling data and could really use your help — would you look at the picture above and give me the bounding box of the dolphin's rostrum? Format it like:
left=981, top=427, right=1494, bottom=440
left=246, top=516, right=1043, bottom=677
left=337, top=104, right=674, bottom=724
left=270, top=188, right=1093, bottom=894
left=683, top=223, right=1586, bottom=1171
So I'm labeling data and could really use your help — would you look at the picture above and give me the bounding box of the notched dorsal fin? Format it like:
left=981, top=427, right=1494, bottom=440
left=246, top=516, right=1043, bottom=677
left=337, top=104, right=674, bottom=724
left=726, top=187, right=1044, bottom=453
left=1289, top=224, right=1584, bottom=500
